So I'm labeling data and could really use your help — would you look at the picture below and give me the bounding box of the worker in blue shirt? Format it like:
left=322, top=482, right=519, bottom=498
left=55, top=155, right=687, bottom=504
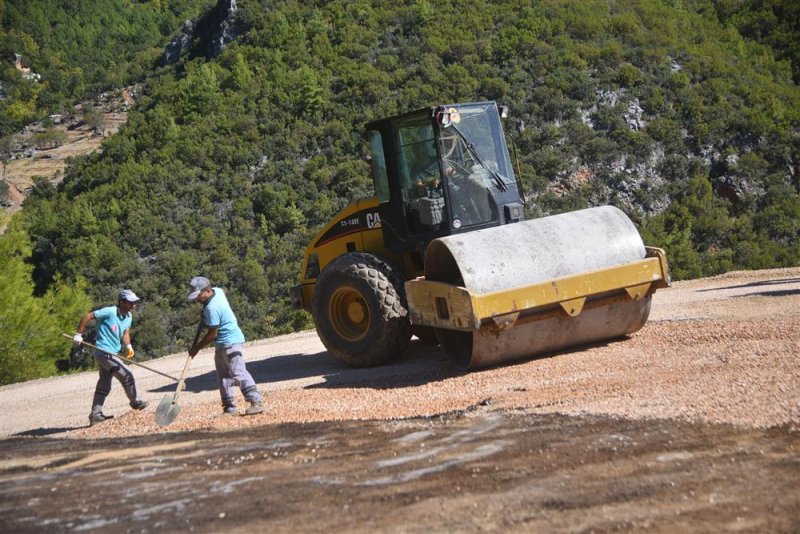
left=72, top=289, right=149, bottom=426
left=187, top=276, right=264, bottom=416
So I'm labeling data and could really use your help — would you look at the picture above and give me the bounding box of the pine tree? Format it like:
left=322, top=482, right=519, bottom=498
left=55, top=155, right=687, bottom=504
left=0, top=219, right=91, bottom=385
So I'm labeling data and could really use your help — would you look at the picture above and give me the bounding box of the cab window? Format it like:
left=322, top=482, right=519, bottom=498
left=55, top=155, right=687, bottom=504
left=366, top=130, right=390, bottom=202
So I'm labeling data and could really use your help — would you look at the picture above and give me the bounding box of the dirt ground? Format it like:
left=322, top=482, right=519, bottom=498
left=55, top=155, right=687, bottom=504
left=0, top=268, right=798, bottom=532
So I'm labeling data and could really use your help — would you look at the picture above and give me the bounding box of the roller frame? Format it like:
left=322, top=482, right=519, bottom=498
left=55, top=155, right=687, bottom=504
left=405, top=247, right=670, bottom=332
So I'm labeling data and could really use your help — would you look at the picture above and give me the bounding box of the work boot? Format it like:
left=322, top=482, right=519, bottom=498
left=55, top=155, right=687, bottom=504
left=245, top=400, right=263, bottom=416
left=130, top=399, right=149, bottom=410
left=88, top=412, right=114, bottom=426
left=223, top=405, right=237, bottom=416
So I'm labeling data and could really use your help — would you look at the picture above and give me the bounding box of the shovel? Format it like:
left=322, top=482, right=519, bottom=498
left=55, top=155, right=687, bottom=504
left=154, top=354, right=192, bottom=426
left=61, top=334, right=179, bottom=381
left=154, top=318, right=204, bottom=427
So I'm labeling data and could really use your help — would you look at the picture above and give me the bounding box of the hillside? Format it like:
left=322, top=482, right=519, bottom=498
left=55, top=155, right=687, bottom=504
left=0, top=0, right=215, bottom=136
left=1, top=89, right=133, bottom=218
left=0, top=0, right=798, bottom=377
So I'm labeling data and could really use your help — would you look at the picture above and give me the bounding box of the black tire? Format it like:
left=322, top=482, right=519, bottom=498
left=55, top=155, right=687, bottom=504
left=312, top=253, right=411, bottom=367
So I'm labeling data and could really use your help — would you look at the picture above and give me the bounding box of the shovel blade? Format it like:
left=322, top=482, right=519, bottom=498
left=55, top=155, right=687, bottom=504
left=154, top=394, right=181, bottom=427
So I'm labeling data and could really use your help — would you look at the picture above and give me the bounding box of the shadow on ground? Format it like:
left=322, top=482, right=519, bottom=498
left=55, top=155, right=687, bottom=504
left=147, top=333, right=634, bottom=395
left=13, top=426, right=84, bottom=438
left=697, top=277, right=800, bottom=293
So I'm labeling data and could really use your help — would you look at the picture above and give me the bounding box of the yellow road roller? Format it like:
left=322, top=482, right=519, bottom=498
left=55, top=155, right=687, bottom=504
left=291, top=102, right=670, bottom=369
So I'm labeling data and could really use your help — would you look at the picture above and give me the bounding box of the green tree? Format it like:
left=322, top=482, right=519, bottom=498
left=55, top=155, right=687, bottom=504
left=30, top=128, right=68, bottom=149
left=82, top=107, right=106, bottom=134
left=0, top=219, right=91, bottom=385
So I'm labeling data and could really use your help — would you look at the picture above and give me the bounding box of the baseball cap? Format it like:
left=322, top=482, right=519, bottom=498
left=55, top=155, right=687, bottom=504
left=119, top=289, right=141, bottom=303
left=188, top=276, right=211, bottom=301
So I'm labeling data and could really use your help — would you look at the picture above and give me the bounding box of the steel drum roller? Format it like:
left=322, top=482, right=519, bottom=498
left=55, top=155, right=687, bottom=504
left=424, top=206, right=653, bottom=369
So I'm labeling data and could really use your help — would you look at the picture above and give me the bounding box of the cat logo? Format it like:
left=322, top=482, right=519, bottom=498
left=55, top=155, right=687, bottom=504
left=366, top=212, right=381, bottom=229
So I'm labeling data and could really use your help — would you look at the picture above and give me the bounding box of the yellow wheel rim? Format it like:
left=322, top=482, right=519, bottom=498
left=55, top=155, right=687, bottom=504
left=329, top=286, right=370, bottom=342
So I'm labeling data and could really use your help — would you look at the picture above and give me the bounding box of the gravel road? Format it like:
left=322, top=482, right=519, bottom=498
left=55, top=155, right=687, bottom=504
left=0, top=268, right=798, bottom=533
left=1, top=267, right=798, bottom=438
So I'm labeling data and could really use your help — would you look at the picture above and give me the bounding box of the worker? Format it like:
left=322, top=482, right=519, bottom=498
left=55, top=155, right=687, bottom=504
left=403, top=140, right=436, bottom=197
left=72, top=289, right=149, bottom=426
left=187, top=276, right=264, bottom=416
left=414, top=157, right=453, bottom=198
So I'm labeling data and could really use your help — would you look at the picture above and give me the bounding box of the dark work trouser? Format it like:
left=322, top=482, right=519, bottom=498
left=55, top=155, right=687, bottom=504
left=91, top=350, right=137, bottom=414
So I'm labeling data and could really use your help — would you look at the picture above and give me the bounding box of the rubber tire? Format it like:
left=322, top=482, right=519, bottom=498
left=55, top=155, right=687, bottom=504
left=312, top=253, right=411, bottom=367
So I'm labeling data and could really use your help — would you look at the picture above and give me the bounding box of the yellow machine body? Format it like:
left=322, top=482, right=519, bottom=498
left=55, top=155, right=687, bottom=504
left=292, top=102, right=671, bottom=370
left=292, top=197, right=419, bottom=311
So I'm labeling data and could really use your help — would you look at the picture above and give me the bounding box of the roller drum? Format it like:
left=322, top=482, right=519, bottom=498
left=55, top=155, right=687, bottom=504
left=425, top=206, right=652, bottom=369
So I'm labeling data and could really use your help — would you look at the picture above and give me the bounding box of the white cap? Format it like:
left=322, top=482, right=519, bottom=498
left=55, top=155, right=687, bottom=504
left=118, top=289, right=141, bottom=303
left=188, top=276, right=210, bottom=300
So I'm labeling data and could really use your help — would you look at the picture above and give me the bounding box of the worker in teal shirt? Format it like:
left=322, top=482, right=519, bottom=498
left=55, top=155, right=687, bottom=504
left=187, top=276, right=264, bottom=416
left=72, top=289, right=149, bottom=426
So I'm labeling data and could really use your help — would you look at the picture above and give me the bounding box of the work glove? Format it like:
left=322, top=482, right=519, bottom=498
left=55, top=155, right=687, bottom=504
left=72, top=333, right=83, bottom=346
left=125, top=344, right=135, bottom=358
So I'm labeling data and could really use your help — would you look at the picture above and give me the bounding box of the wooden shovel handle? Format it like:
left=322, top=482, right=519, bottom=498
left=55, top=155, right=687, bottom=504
left=171, top=354, right=193, bottom=404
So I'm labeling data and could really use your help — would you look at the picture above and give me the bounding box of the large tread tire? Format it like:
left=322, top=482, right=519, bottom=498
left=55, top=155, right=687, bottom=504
left=312, top=253, right=411, bottom=367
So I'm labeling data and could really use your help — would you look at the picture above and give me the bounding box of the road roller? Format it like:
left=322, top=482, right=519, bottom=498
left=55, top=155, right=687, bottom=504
left=291, top=102, right=670, bottom=369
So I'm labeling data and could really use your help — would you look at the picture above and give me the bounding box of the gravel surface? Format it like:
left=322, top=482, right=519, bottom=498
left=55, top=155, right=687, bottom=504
left=1, top=267, right=798, bottom=439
